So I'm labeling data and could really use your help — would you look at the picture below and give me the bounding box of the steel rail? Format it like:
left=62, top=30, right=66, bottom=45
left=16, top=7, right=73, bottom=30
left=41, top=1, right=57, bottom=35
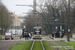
left=30, top=40, right=35, bottom=50
left=49, top=37, right=73, bottom=50
left=48, top=41, right=59, bottom=50
left=30, top=40, right=45, bottom=50
left=40, top=40, right=45, bottom=50
left=55, top=41, right=73, bottom=50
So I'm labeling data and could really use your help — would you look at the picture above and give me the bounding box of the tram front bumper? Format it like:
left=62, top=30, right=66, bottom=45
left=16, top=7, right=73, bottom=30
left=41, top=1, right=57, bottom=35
left=33, top=36, right=42, bottom=39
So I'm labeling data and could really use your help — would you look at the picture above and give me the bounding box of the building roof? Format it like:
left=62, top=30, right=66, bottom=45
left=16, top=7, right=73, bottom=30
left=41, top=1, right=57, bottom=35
left=17, top=15, right=27, bottom=23
left=18, top=17, right=25, bottom=19
left=11, top=14, right=20, bottom=21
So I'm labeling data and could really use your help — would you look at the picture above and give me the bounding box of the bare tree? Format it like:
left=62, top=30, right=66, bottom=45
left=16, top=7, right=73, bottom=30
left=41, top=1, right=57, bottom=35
left=0, top=1, right=12, bottom=35
left=23, top=11, right=42, bottom=32
left=37, top=0, right=69, bottom=35
left=23, top=0, right=75, bottom=35
left=70, top=0, right=75, bottom=33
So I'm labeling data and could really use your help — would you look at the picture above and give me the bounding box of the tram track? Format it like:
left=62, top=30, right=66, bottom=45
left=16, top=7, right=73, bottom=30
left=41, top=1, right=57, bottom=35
left=30, top=40, right=35, bottom=50
left=49, top=37, right=54, bottom=40
left=30, top=40, right=45, bottom=50
left=48, top=41, right=59, bottom=50
left=55, top=41, right=73, bottom=50
left=48, top=37, right=59, bottom=50
left=49, top=37, right=73, bottom=50
left=41, top=40, right=45, bottom=50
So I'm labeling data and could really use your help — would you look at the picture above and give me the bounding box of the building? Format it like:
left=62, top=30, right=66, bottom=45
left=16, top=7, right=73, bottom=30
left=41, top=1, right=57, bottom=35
left=17, top=15, right=27, bottom=23
left=8, top=14, right=22, bottom=35
left=11, top=14, right=21, bottom=26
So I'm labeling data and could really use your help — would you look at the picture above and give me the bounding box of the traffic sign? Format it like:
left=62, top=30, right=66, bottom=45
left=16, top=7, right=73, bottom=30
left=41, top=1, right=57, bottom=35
left=68, top=29, right=70, bottom=32
left=23, top=25, right=26, bottom=28
left=55, top=26, right=57, bottom=29
left=60, top=26, right=62, bottom=30
left=55, top=19, right=58, bottom=21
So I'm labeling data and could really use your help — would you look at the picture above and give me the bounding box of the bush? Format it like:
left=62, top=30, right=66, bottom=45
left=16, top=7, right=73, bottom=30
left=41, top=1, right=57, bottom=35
left=0, top=35, right=2, bottom=40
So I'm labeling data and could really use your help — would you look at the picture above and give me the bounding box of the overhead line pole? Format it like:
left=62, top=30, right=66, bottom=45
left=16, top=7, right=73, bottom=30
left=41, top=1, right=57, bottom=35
left=67, top=0, right=70, bottom=41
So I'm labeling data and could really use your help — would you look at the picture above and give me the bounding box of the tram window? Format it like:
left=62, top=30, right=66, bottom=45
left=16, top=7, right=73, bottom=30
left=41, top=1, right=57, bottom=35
left=36, top=32, right=39, bottom=34
left=34, top=32, right=36, bottom=34
left=34, top=32, right=40, bottom=34
left=34, top=28, right=42, bottom=34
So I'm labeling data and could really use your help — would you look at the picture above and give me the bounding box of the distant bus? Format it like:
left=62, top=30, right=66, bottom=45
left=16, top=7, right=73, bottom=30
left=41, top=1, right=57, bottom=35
left=33, top=26, right=42, bottom=39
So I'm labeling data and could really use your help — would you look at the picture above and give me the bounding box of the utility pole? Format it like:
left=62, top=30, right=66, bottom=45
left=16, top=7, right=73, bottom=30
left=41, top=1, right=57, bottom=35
left=33, top=0, right=38, bottom=26
left=67, top=0, right=70, bottom=41
left=33, top=0, right=36, bottom=13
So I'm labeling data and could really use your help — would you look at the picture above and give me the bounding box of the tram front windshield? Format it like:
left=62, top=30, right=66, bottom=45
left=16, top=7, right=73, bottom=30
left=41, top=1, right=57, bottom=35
left=34, top=28, right=41, bottom=34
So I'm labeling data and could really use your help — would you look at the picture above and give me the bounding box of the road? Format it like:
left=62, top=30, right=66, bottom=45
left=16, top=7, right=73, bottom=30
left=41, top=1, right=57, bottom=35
left=0, top=40, right=20, bottom=50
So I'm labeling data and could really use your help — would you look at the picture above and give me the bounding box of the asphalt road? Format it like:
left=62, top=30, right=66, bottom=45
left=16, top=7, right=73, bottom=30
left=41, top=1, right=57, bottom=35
left=0, top=41, right=20, bottom=50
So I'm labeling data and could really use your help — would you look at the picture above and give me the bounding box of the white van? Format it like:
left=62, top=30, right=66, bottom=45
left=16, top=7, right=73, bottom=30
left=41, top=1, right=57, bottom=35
left=5, top=32, right=14, bottom=40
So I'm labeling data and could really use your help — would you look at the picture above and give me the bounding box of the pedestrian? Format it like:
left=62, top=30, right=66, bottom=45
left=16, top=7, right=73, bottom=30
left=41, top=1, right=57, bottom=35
left=27, top=32, right=29, bottom=40
left=25, top=33, right=27, bottom=40
left=31, top=32, right=32, bottom=38
left=29, top=32, right=31, bottom=39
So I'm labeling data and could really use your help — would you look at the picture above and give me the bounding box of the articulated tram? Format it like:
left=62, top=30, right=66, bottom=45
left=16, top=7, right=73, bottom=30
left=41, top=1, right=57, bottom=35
left=33, top=26, right=42, bottom=39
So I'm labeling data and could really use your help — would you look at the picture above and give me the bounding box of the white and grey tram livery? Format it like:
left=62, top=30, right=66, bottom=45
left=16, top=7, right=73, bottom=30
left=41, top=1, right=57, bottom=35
left=33, top=26, right=42, bottom=39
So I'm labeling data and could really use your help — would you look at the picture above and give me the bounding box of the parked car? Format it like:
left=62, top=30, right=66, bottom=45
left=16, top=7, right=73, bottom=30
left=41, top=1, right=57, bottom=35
left=5, top=32, right=14, bottom=40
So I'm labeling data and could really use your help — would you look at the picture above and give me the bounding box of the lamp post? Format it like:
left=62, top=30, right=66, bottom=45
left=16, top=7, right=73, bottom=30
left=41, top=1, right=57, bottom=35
left=67, top=0, right=70, bottom=41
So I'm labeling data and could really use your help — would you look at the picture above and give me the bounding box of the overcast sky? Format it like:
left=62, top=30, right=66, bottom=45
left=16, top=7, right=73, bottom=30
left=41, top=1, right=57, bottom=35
left=2, top=0, right=39, bottom=15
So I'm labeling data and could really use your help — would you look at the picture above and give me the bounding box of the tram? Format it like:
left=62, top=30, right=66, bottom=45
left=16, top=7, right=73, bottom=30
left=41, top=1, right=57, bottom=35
left=33, top=26, right=42, bottom=39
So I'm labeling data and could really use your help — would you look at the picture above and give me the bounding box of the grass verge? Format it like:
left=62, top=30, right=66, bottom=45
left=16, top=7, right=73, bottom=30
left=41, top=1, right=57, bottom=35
left=59, top=41, right=75, bottom=50
left=42, top=40, right=54, bottom=50
left=0, top=35, right=2, bottom=40
left=9, top=41, right=33, bottom=50
left=42, top=35, right=51, bottom=37
left=50, top=41, right=66, bottom=50
left=32, top=41, right=43, bottom=50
